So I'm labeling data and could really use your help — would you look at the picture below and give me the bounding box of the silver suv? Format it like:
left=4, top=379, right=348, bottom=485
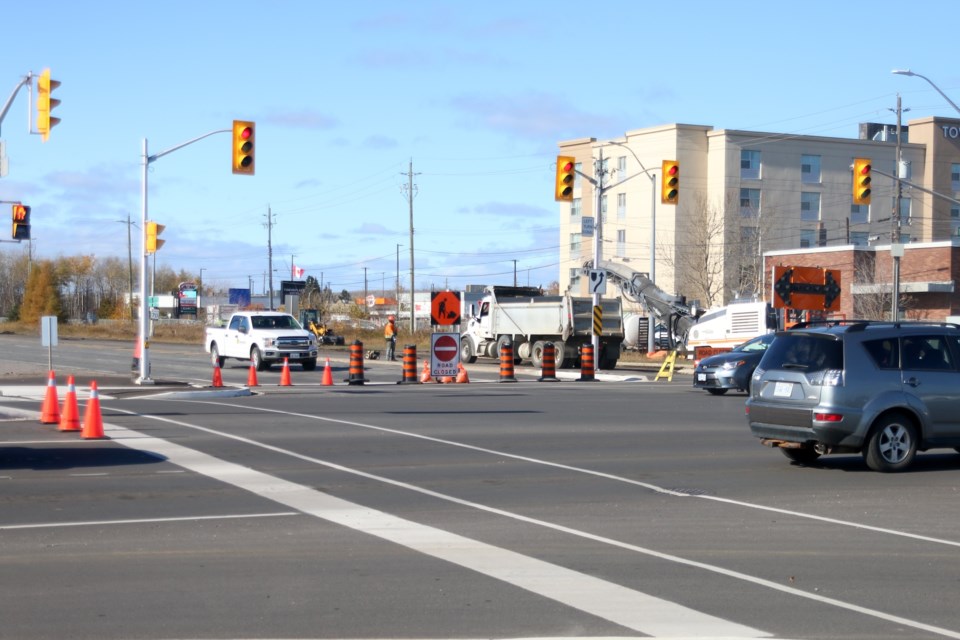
left=746, top=321, right=960, bottom=472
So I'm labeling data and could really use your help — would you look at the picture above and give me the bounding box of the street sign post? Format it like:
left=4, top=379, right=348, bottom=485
left=430, top=332, right=460, bottom=377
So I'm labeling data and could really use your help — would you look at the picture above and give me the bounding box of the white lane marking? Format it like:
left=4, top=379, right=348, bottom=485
left=166, top=400, right=960, bottom=639
left=99, top=413, right=768, bottom=639
left=195, top=400, right=960, bottom=549
left=0, top=512, right=299, bottom=530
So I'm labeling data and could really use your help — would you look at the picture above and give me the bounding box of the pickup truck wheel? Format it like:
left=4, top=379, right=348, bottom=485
left=301, top=358, right=317, bottom=371
left=460, top=337, right=477, bottom=364
left=251, top=346, right=269, bottom=372
left=210, top=343, right=226, bottom=369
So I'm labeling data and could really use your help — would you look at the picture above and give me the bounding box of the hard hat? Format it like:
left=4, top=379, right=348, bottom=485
left=388, top=315, right=396, bottom=321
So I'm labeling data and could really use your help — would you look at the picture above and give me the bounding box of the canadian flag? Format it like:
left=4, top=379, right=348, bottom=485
left=293, top=265, right=305, bottom=279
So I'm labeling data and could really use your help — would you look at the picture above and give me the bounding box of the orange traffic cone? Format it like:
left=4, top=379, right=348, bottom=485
left=279, top=358, right=292, bottom=386
left=321, top=358, right=334, bottom=386
left=419, top=360, right=434, bottom=383
left=81, top=381, right=106, bottom=440
left=40, top=371, right=60, bottom=424
left=58, top=374, right=81, bottom=432
left=212, top=363, right=224, bottom=388
left=247, top=363, right=259, bottom=387
left=455, top=363, right=470, bottom=384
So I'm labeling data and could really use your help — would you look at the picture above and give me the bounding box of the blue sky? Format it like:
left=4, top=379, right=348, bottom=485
left=1, top=0, right=958, bottom=295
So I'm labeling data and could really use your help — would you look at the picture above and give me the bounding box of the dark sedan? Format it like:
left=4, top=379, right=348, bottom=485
left=693, top=333, right=775, bottom=395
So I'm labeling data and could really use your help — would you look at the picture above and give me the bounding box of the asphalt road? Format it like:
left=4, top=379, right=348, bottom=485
left=2, top=335, right=960, bottom=639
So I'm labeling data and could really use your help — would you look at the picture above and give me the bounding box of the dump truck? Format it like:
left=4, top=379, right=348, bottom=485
left=459, top=285, right=624, bottom=369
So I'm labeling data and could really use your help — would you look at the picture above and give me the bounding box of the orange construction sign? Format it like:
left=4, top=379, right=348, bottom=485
left=431, top=291, right=462, bottom=326
left=772, top=266, right=842, bottom=312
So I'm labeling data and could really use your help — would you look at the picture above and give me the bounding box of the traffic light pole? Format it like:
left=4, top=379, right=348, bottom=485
left=0, top=73, right=33, bottom=136
left=137, top=129, right=230, bottom=385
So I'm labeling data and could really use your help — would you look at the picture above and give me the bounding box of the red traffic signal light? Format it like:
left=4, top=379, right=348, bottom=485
left=555, top=155, right=575, bottom=202
left=853, top=158, right=871, bottom=205
left=11, top=203, right=31, bottom=240
left=661, top=160, right=679, bottom=204
left=232, top=120, right=255, bottom=175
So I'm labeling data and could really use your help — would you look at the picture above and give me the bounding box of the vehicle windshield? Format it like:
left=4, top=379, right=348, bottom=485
left=759, top=333, right=843, bottom=371
left=735, top=334, right=773, bottom=353
left=252, top=315, right=301, bottom=330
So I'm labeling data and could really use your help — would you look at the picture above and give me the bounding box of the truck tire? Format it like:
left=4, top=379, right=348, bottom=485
left=497, top=336, right=521, bottom=365
left=251, top=346, right=269, bottom=372
left=301, top=358, right=317, bottom=371
left=210, top=343, right=226, bottom=369
left=553, top=341, right=568, bottom=369
left=530, top=341, right=547, bottom=369
left=598, top=343, right=619, bottom=370
left=460, top=336, right=477, bottom=363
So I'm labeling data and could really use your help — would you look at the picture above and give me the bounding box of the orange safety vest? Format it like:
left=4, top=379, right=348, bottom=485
left=384, top=322, right=396, bottom=339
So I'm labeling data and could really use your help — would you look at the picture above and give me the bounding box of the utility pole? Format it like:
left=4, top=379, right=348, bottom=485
left=891, top=95, right=906, bottom=321
left=401, top=159, right=420, bottom=333
left=264, top=207, right=275, bottom=309
left=363, top=266, right=368, bottom=316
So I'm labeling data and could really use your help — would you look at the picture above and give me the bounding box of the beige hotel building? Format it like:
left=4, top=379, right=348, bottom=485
left=558, top=116, right=960, bottom=320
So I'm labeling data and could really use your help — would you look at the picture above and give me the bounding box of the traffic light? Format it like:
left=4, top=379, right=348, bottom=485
left=36, top=69, right=61, bottom=143
left=146, top=221, right=165, bottom=254
left=661, top=160, right=679, bottom=204
left=11, top=204, right=30, bottom=240
left=555, top=155, right=575, bottom=202
left=853, top=157, right=872, bottom=205
left=232, top=120, right=255, bottom=175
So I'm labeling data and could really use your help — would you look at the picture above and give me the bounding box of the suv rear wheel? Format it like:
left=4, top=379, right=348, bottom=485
left=863, top=413, right=917, bottom=472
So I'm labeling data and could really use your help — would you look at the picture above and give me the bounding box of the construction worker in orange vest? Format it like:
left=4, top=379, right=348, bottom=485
left=384, top=315, right=397, bottom=361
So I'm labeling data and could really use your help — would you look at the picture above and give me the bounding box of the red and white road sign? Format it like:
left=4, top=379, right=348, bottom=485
left=431, top=332, right=460, bottom=377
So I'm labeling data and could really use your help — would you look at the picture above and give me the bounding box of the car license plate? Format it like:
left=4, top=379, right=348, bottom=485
left=773, top=381, right=793, bottom=397
left=697, top=373, right=706, bottom=382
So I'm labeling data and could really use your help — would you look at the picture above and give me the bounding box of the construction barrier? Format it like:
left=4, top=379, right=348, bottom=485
left=399, top=345, right=420, bottom=384
left=455, top=363, right=470, bottom=383
left=577, top=344, right=596, bottom=382
left=538, top=342, right=559, bottom=382
left=58, top=374, right=81, bottom=432
left=247, top=363, right=259, bottom=387
left=40, top=371, right=60, bottom=424
left=321, top=358, right=334, bottom=386
left=212, top=363, right=224, bottom=388
left=499, top=340, right=517, bottom=383
left=81, top=381, right=106, bottom=440
left=346, top=341, right=365, bottom=385
left=279, top=357, right=292, bottom=386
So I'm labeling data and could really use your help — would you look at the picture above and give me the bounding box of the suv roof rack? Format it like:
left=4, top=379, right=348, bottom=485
left=790, top=319, right=960, bottom=332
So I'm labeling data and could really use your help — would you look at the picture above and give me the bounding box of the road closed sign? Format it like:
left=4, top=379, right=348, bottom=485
left=431, top=332, right=460, bottom=377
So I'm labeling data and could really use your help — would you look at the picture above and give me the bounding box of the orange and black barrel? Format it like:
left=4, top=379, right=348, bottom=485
left=399, top=345, right=420, bottom=384
left=577, top=344, right=596, bottom=382
left=347, top=340, right=366, bottom=385
left=538, top=342, right=559, bottom=382
left=499, top=339, right=517, bottom=383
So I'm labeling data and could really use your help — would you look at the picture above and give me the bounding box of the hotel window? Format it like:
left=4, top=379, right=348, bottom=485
left=898, top=197, right=911, bottom=225
left=952, top=163, right=960, bottom=192
left=617, top=193, right=626, bottom=219
left=850, top=231, right=869, bottom=246
left=617, top=156, right=627, bottom=182
left=616, top=229, right=626, bottom=256
left=601, top=194, right=608, bottom=223
left=569, top=267, right=581, bottom=283
left=800, top=229, right=815, bottom=248
left=801, top=192, right=821, bottom=222
left=740, top=188, right=760, bottom=217
left=571, top=197, right=582, bottom=217
left=952, top=205, right=960, bottom=236
left=801, top=154, right=821, bottom=184
left=741, top=150, right=761, bottom=180
left=570, top=233, right=581, bottom=253
left=850, top=203, right=869, bottom=224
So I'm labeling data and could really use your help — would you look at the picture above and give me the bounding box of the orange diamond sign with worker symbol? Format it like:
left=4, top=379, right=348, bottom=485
left=431, top=291, right=462, bottom=326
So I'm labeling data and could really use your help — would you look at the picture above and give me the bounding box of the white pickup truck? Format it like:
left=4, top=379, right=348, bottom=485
left=205, top=311, right=318, bottom=371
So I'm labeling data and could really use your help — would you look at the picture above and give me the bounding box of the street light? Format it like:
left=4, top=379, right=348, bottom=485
left=607, top=140, right=658, bottom=353
left=892, top=69, right=960, bottom=116
left=199, top=268, right=206, bottom=319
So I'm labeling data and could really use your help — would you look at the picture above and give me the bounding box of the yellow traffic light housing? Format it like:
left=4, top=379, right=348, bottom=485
left=853, top=158, right=872, bottom=205
left=36, top=69, right=61, bottom=143
left=11, top=204, right=30, bottom=240
left=146, top=221, right=165, bottom=254
left=232, top=120, right=255, bottom=175
left=555, top=155, right=575, bottom=202
left=661, top=160, right=679, bottom=204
